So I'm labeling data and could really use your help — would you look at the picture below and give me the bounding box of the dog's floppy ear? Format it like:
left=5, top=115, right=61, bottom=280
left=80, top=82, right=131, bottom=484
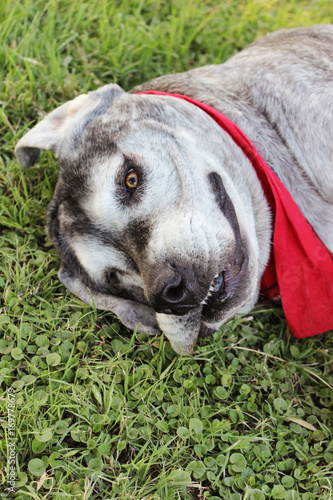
left=15, top=84, right=125, bottom=168
left=58, top=267, right=162, bottom=337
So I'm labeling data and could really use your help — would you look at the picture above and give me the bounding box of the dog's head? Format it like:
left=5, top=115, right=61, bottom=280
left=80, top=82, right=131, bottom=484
left=15, top=84, right=270, bottom=354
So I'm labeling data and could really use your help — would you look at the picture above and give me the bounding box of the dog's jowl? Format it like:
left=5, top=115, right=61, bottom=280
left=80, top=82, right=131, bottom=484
left=15, top=25, right=333, bottom=354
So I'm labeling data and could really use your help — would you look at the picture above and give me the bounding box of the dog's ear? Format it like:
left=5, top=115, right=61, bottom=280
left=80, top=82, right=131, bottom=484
left=15, top=84, right=125, bottom=168
left=58, top=267, right=161, bottom=337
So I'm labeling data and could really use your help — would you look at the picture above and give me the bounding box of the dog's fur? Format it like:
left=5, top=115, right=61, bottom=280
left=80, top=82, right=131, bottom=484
left=15, top=25, right=333, bottom=354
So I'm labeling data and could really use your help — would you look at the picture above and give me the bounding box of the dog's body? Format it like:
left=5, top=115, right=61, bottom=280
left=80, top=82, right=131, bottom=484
left=15, top=25, right=333, bottom=353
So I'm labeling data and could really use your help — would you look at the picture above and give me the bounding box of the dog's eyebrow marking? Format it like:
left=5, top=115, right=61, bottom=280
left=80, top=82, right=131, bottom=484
left=208, top=171, right=227, bottom=212
left=126, top=217, right=152, bottom=254
left=208, top=173, right=235, bottom=221
left=208, top=172, right=243, bottom=249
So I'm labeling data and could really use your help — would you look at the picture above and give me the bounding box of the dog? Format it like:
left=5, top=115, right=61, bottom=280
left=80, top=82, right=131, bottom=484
left=15, top=25, right=333, bottom=354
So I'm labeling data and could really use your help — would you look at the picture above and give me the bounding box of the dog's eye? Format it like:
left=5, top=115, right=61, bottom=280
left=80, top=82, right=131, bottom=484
left=124, top=169, right=138, bottom=191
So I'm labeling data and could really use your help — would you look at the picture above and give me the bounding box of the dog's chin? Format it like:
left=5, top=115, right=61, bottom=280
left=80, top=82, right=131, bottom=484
left=200, top=248, right=249, bottom=323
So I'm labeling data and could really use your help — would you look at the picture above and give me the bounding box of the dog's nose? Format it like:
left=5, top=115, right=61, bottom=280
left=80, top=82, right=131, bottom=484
left=150, top=267, right=200, bottom=315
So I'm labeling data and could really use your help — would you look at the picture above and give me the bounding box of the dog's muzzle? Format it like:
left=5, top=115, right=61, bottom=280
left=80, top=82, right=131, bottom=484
left=147, top=249, right=245, bottom=318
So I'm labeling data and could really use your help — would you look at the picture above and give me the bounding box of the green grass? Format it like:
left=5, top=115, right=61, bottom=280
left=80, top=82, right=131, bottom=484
left=1, top=0, right=333, bottom=498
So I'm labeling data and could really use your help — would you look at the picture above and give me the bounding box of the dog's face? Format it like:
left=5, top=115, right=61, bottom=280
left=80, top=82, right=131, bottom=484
left=16, top=84, right=267, bottom=353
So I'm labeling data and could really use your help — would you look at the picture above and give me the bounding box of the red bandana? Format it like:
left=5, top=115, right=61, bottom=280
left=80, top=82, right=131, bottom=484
left=137, top=91, right=333, bottom=339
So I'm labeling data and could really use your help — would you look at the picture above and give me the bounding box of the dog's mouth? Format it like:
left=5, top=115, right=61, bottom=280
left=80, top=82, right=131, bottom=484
left=200, top=250, right=246, bottom=314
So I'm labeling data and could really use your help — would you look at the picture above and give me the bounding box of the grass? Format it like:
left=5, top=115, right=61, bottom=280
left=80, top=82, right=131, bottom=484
left=0, top=0, right=333, bottom=498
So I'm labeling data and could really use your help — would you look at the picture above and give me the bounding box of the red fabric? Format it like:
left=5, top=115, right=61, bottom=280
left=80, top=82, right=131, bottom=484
left=137, top=90, right=333, bottom=338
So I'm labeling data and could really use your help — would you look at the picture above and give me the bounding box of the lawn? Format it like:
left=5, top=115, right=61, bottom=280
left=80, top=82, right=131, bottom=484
left=0, top=0, right=333, bottom=498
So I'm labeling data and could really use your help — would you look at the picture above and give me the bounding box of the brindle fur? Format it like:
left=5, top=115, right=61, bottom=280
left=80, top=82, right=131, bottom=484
left=15, top=25, right=333, bottom=354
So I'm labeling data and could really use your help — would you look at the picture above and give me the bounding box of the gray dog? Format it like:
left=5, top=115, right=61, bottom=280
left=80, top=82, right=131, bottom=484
left=15, top=25, right=333, bottom=354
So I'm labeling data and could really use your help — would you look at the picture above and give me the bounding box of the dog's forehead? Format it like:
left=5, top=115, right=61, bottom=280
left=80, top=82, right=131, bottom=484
left=57, top=91, right=233, bottom=188
left=107, top=92, right=203, bottom=127
left=61, top=91, right=221, bottom=157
